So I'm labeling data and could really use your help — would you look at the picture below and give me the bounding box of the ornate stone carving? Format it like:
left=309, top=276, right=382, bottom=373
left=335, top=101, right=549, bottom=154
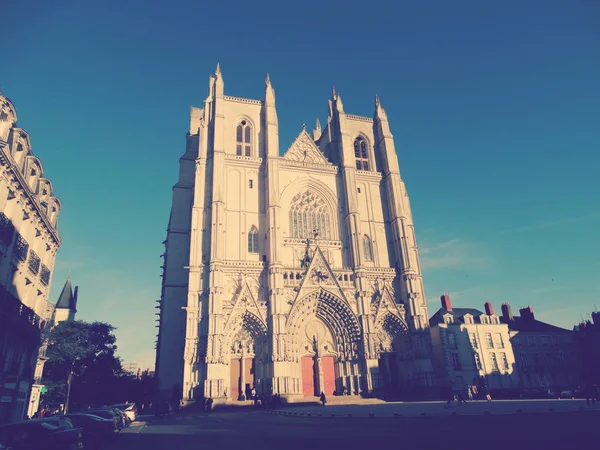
left=283, top=129, right=331, bottom=165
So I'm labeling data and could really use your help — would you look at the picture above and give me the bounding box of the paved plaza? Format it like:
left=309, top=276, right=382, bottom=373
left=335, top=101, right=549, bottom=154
left=103, top=400, right=599, bottom=450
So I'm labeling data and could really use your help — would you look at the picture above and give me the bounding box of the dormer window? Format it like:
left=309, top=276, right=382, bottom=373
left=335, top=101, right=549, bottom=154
left=464, top=315, right=473, bottom=324
left=354, top=137, right=370, bottom=171
left=236, top=120, right=252, bottom=156
left=444, top=315, right=453, bottom=324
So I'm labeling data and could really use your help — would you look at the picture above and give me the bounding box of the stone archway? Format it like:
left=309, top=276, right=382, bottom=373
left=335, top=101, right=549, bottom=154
left=223, top=311, right=268, bottom=400
left=287, top=289, right=361, bottom=397
left=373, top=313, right=410, bottom=391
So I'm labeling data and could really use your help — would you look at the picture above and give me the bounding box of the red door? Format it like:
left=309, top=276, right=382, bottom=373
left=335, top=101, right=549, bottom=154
left=321, top=356, right=336, bottom=396
left=230, top=358, right=240, bottom=400
left=302, top=356, right=316, bottom=397
left=244, top=357, right=254, bottom=395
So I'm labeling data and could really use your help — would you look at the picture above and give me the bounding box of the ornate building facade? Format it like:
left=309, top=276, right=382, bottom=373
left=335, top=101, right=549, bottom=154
left=0, top=91, right=62, bottom=423
left=156, top=66, right=434, bottom=403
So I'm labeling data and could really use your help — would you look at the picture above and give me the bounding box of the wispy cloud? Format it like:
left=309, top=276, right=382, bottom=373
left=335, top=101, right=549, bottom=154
left=420, top=238, right=495, bottom=271
left=500, top=213, right=600, bottom=234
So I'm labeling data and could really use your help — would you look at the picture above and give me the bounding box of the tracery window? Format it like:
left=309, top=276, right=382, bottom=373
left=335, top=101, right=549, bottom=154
left=363, top=235, right=373, bottom=261
left=288, top=190, right=331, bottom=240
left=248, top=226, right=259, bottom=253
left=236, top=120, right=252, bottom=156
left=354, top=137, right=370, bottom=171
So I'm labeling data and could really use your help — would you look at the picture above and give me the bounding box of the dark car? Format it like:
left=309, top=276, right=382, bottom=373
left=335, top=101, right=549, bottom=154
left=85, top=408, right=125, bottom=429
left=0, top=420, right=84, bottom=450
left=65, top=414, right=118, bottom=449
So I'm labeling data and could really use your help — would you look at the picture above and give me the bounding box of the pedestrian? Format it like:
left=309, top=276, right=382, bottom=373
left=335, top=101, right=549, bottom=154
left=467, top=385, right=473, bottom=401
left=483, top=385, right=491, bottom=402
left=472, top=385, right=479, bottom=399
left=320, top=391, right=327, bottom=407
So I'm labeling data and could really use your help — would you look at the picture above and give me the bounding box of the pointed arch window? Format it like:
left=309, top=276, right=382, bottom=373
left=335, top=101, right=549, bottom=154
left=248, top=226, right=259, bottom=253
left=236, top=120, right=252, bottom=156
left=363, top=235, right=373, bottom=261
left=354, top=137, right=370, bottom=171
left=289, top=190, right=331, bottom=240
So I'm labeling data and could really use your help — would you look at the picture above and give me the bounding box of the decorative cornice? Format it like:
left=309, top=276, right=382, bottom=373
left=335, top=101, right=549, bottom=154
left=223, top=96, right=262, bottom=106
left=345, top=114, right=373, bottom=123
left=279, top=160, right=339, bottom=174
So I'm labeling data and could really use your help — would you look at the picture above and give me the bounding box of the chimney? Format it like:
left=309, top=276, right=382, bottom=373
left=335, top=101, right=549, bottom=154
left=441, top=294, right=452, bottom=311
left=501, top=303, right=513, bottom=322
left=484, top=301, right=494, bottom=316
left=519, top=306, right=535, bottom=322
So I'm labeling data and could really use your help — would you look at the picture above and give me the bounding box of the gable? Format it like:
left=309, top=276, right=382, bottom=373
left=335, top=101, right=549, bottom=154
left=283, top=129, right=331, bottom=165
left=293, top=246, right=349, bottom=304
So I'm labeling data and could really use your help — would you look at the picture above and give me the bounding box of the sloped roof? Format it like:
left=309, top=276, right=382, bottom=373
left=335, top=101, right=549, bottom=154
left=429, top=307, right=485, bottom=326
left=55, top=277, right=77, bottom=310
left=504, top=316, right=571, bottom=333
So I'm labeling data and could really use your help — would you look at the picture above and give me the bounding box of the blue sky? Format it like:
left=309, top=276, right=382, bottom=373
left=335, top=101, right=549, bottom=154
left=1, top=0, right=599, bottom=368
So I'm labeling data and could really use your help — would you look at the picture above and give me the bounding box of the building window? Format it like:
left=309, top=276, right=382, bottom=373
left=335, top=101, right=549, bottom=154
left=519, top=353, right=528, bottom=368
left=354, top=137, right=370, bottom=171
left=513, top=336, right=521, bottom=346
left=40, top=264, right=51, bottom=286
left=533, top=353, right=540, bottom=368
left=363, top=235, right=373, bottom=261
left=236, top=120, right=252, bottom=156
left=485, top=333, right=494, bottom=348
left=546, top=352, right=553, bottom=368
left=494, top=333, right=504, bottom=349
left=490, top=353, right=499, bottom=371
left=558, top=351, right=564, bottom=364
left=528, top=336, right=536, bottom=346
left=451, top=353, right=462, bottom=371
left=481, top=317, right=488, bottom=324
left=248, top=226, right=259, bottom=253
left=469, top=332, right=478, bottom=349
left=28, top=250, right=41, bottom=275
left=551, top=336, right=558, bottom=346
left=249, top=180, right=253, bottom=189
left=289, top=190, right=331, bottom=239
left=447, top=332, right=457, bottom=349
left=464, top=316, right=473, bottom=324
left=444, top=316, right=452, bottom=324
left=500, top=352, right=509, bottom=370
left=14, top=234, right=29, bottom=261
left=474, top=353, right=482, bottom=370
left=0, top=212, right=15, bottom=246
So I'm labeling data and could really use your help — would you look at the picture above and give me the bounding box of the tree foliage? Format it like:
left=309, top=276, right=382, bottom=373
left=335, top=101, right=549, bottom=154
left=42, top=320, right=126, bottom=408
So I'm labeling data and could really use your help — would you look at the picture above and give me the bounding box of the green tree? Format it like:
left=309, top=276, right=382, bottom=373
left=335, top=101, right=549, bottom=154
left=42, top=321, right=123, bottom=409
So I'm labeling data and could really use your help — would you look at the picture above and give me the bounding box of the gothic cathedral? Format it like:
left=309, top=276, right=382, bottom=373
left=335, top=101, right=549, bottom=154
left=156, top=65, right=434, bottom=404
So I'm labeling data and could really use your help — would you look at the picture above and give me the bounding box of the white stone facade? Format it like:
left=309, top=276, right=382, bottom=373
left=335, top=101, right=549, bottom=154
left=430, top=296, right=519, bottom=394
left=156, top=66, right=434, bottom=403
left=0, top=91, right=62, bottom=423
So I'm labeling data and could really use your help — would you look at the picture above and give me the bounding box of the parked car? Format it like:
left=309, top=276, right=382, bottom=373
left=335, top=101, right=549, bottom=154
left=65, top=413, right=118, bottom=449
left=0, top=420, right=84, bottom=450
left=110, top=403, right=137, bottom=423
left=81, top=409, right=122, bottom=430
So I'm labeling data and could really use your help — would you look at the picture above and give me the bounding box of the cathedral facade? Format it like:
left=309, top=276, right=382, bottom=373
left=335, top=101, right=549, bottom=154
left=156, top=66, right=434, bottom=403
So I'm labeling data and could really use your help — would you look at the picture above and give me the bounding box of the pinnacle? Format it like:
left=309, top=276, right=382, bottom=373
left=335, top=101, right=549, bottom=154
left=265, top=73, right=271, bottom=84
left=215, top=62, right=221, bottom=76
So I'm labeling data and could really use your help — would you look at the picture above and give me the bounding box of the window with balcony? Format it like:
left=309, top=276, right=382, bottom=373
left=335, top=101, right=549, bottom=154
left=40, top=264, right=51, bottom=286
left=14, top=234, right=29, bottom=261
left=500, top=352, right=509, bottom=370
left=485, top=333, right=494, bottom=348
left=494, top=333, right=504, bottom=349
left=0, top=212, right=15, bottom=246
left=28, top=250, right=41, bottom=275
left=474, top=353, right=482, bottom=370
left=469, top=332, right=478, bottom=349
left=490, top=353, right=499, bottom=371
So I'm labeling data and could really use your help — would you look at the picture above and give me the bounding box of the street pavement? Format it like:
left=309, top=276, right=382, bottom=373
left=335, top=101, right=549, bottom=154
left=104, top=400, right=600, bottom=450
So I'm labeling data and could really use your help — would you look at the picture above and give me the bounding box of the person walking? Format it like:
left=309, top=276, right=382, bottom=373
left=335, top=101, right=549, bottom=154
left=467, top=385, right=474, bottom=401
left=320, top=392, right=327, bottom=407
left=483, top=385, right=492, bottom=402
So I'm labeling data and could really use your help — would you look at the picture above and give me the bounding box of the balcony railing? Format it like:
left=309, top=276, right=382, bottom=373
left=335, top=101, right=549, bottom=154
left=0, top=284, right=42, bottom=341
left=40, top=264, right=51, bottom=286
left=0, top=212, right=14, bottom=246
left=28, top=250, right=41, bottom=275
left=14, top=233, right=29, bottom=261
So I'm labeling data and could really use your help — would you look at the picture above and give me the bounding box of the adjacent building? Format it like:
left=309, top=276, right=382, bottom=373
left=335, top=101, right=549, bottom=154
left=0, top=91, right=62, bottom=423
left=501, top=303, right=578, bottom=392
left=156, top=66, right=434, bottom=404
left=430, top=295, right=519, bottom=395
left=574, top=312, right=600, bottom=389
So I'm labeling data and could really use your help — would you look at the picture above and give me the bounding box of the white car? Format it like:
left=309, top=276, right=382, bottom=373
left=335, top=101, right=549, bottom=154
left=111, top=403, right=137, bottom=423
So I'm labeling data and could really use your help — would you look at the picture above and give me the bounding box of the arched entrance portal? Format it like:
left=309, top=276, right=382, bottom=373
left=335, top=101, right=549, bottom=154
left=223, top=311, right=268, bottom=400
left=374, top=313, right=410, bottom=392
left=288, top=289, right=361, bottom=398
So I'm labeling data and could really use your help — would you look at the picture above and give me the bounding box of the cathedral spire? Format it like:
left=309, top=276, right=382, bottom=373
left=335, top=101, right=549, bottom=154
left=332, top=86, right=337, bottom=100
left=215, top=62, right=222, bottom=77
left=313, top=117, right=322, bottom=141
left=374, top=93, right=388, bottom=121
left=264, top=73, right=276, bottom=106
